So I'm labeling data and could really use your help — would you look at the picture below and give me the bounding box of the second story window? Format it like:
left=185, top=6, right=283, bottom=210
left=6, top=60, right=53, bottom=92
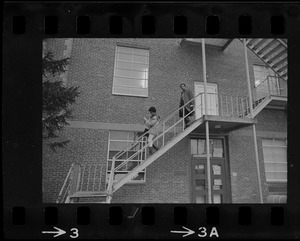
left=113, top=45, right=149, bottom=97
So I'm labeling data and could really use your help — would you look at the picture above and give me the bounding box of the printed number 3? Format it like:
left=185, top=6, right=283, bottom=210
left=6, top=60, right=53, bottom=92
left=70, top=228, right=79, bottom=239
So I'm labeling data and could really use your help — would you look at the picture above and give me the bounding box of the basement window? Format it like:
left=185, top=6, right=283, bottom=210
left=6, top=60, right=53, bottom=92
left=106, top=131, right=147, bottom=184
left=112, top=45, right=149, bottom=97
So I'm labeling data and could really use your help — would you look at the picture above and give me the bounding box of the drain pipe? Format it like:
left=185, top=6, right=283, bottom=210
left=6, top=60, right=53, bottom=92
left=243, top=39, right=264, bottom=203
left=202, top=38, right=212, bottom=204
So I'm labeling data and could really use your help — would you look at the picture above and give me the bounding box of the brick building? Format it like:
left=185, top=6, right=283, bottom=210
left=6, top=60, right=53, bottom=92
left=42, top=38, right=287, bottom=204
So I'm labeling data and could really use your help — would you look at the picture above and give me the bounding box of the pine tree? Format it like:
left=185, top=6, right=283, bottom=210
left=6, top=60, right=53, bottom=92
left=42, top=49, right=80, bottom=151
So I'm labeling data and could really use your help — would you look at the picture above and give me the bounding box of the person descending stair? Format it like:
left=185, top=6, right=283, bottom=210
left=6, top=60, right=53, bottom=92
left=179, top=83, right=194, bottom=128
left=143, top=107, right=160, bottom=155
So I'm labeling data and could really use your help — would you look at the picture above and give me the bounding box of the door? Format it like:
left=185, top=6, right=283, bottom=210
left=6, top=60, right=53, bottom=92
left=194, top=82, right=219, bottom=119
left=191, top=138, right=229, bottom=203
left=192, top=159, right=227, bottom=203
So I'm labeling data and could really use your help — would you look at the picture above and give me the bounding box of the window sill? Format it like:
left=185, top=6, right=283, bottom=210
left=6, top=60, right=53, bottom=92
left=112, top=93, right=148, bottom=98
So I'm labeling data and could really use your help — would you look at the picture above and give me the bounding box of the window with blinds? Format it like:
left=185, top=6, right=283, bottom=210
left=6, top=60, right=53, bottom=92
left=262, top=139, right=287, bottom=183
left=112, top=45, right=149, bottom=97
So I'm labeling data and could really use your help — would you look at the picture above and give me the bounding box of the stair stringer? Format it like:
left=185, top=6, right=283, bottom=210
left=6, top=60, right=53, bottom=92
left=246, top=96, right=272, bottom=118
left=112, top=117, right=204, bottom=193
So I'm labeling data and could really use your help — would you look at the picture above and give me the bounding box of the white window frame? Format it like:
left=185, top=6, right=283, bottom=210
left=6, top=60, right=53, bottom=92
left=106, top=131, right=147, bottom=185
left=262, top=138, right=287, bottom=183
left=112, top=45, right=149, bottom=97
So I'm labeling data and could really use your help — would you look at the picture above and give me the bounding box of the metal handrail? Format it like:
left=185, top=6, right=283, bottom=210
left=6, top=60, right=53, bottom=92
left=111, top=92, right=201, bottom=161
left=112, top=92, right=201, bottom=169
left=56, top=163, right=76, bottom=203
left=106, top=93, right=204, bottom=194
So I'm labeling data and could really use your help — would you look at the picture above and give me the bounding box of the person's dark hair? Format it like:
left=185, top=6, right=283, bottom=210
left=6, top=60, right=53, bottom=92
left=180, top=83, right=186, bottom=87
left=148, top=107, right=156, bottom=112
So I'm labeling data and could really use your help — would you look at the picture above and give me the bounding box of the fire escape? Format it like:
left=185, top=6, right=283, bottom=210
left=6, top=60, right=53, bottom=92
left=57, top=38, right=287, bottom=204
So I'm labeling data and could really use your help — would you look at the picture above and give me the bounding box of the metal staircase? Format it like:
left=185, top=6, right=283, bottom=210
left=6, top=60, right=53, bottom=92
left=56, top=163, right=108, bottom=203
left=106, top=93, right=205, bottom=202
left=57, top=90, right=275, bottom=203
left=243, top=39, right=287, bottom=81
left=244, top=75, right=287, bottom=118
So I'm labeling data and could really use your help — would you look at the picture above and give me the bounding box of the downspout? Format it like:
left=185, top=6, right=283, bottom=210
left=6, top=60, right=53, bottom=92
left=202, top=38, right=212, bottom=204
left=243, top=39, right=264, bottom=203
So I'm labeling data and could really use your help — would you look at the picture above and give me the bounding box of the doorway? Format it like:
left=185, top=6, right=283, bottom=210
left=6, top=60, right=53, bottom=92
left=194, top=82, right=219, bottom=119
left=190, top=137, right=230, bottom=203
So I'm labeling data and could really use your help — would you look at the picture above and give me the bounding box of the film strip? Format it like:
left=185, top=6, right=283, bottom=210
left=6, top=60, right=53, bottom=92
left=3, top=1, right=300, bottom=239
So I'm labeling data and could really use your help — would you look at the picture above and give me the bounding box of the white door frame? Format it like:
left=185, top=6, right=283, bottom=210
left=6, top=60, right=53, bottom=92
left=194, top=82, right=219, bottom=119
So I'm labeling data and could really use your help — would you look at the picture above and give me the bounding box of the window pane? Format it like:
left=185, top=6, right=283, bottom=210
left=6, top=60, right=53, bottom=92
left=132, top=63, right=148, bottom=71
left=117, top=46, right=132, bottom=54
left=132, top=172, right=145, bottom=181
left=191, top=139, right=198, bottom=154
left=110, top=131, right=129, bottom=140
left=110, top=141, right=130, bottom=150
left=133, top=55, right=147, bottom=63
left=127, top=161, right=139, bottom=171
left=196, top=195, right=206, bottom=203
left=213, top=179, right=222, bottom=190
left=115, top=69, right=131, bottom=78
left=130, top=79, right=147, bottom=88
left=116, top=61, right=131, bottom=69
left=130, top=88, right=148, bottom=96
left=213, top=194, right=222, bottom=204
left=198, top=139, right=206, bottom=156
left=131, top=70, right=147, bottom=80
left=212, top=165, right=221, bottom=175
left=195, top=179, right=205, bottom=190
left=132, top=48, right=148, bottom=56
left=212, top=139, right=223, bottom=157
left=118, top=53, right=132, bottom=61
left=195, top=165, right=205, bottom=174
left=114, top=77, right=131, bottom=86
left=109, top=150, right=119, bottom=159
left=114, top=87, right=131, bottom=95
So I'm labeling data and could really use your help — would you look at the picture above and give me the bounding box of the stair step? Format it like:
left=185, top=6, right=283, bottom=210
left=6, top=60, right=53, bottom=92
left=257, top=39, right=278, bottom=55
left=252, top=39, right=269, bottom=50
left=266, top=49, right=287, bottom=64
left=261, top=43, right=282, bottom=60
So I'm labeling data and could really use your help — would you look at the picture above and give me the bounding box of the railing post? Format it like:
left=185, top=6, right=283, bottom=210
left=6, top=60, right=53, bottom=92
left=174, top=115, right=176, bottom=137
left=107, top=158, right=116, bottom=197
left=267, top=76, right=271, bottom=96
left=183, top=107, right=185, bottom=130
left=220, top=94, right=223, bottom=116
left=236, top=97, right=239, bottom=117
left=225, top=95, right=228, bottom=116
left=162, top=122, right=165, bottom=146
left=231, top=96, right=234, bottom=117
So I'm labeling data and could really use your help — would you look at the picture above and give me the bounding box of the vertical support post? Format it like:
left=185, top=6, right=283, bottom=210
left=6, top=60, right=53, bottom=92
left=243, top=38, right=263, bottom=203
left=202, top=38, right=212, bottom=204
left=220, top=94, right=223, bottom=116
left=231, top=96, right=234, bottom=117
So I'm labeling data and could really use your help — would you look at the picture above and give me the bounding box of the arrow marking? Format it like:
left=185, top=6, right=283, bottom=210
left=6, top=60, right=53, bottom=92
left=42, top=226, right=66, bottom=238
left=171, top=226, right=195, bottom=238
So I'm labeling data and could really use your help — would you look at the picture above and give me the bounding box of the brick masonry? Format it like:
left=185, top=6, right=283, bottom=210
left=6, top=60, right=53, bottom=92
left=42, top=38, right=287, bottom=203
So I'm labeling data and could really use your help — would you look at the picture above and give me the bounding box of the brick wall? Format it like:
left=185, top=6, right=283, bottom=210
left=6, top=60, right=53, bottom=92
left=42, top=38, right=287, bottom=203
left=43, top=128, right=108, bottom=203
left=66, top=38, right=261, bottom=124
left=112, top=137, right=191, bottom=203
